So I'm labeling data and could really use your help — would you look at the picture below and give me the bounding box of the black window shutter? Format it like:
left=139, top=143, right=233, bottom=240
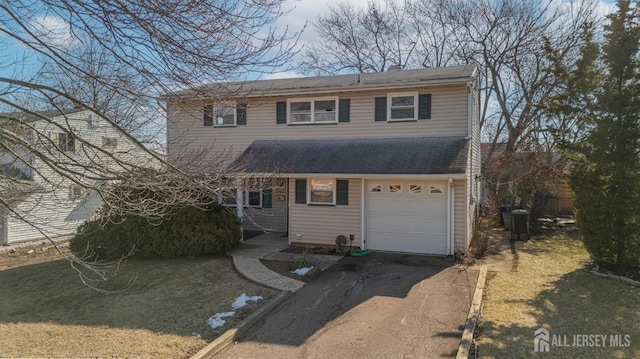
left=262, top=189, right=272, bottom=208
left=276, top=101, right=287, bottom=124
left=237, top=103, right=247, bottom=125
left=339, top=99, right=350, bottom=123
left=295, top=179, right=307, bottom=204
left=374, top=97, right=387, bottom=121
left=336, top=180, right=349, bottom=205
left=418, top=94, right=432, bottom=120
left=204, top=105, right=213, bottom=126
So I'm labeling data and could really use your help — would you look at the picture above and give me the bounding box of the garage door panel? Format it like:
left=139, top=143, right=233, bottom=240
left=365, top=180, right=448, bottom=255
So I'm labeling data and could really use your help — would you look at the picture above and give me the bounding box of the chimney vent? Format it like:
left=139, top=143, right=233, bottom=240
left=388, top=64, right=402, bottom=71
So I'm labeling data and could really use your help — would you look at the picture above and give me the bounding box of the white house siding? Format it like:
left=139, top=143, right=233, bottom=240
left=288, top=178, right=361, bottom=247
left=454, top=179, right=468, bottom=252
left=243, top=186, right=287, bottom=232
left=5, top=111, right=153, bottom=244
left=166, top=84, right=470, bottom=161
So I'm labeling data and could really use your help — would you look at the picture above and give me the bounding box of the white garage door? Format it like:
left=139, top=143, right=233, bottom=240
left=365, top=180, right=448, bottom=255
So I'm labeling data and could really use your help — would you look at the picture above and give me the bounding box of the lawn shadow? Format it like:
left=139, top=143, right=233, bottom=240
left=0, top=256, right=279, bottom=340
left=478, top=268, right=640, bottom=358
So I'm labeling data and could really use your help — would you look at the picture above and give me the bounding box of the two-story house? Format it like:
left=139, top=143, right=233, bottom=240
left=164, top=65, right=481, bottom=255
left=0, top=108, right=153, bottom=245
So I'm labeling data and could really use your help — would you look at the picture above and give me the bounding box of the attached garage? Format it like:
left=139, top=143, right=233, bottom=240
left=235, top=136, right=473, bottom=254
left=365, top=180, right=449, bottom=255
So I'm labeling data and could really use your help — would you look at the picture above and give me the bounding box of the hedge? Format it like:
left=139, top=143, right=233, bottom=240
left=70, top=204, right=241, bottom=260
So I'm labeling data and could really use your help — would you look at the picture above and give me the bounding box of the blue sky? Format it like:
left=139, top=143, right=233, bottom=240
left=0, top=0, right=619, bottom=84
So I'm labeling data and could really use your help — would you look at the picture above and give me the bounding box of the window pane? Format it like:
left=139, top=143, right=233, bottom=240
left=248, top=191, right=261, bottom=206
left=391, top=96, right=414, bottom=107
left=391, top=108, right=415, bottom=119
left=290, top=101, right=311, bottom=112
left=222, top=189, right=237, bottom=205
left=314, top=112, right=336, bottom=122
left=410, top=184, right=422, bottom=193
left=315, top=100, right=335, bottom=111
left=310, top=179, right=334, bottom=203
left=389, top=184, right=402, bottom=193
left=290, top=113, right=311, bottom=123
left=216, top=105, right=235, bottom=125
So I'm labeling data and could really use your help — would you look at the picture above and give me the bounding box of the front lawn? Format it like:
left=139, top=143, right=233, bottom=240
left=0, top=244, right=278, bottom=359
left=477, top=232, right=640, bottom=358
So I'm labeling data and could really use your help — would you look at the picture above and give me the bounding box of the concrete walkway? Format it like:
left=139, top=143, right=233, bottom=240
left=230, top=232, right=343, bottom=292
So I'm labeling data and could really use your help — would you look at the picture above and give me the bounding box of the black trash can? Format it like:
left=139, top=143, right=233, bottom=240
left=510, top=209, right=529, bottom=240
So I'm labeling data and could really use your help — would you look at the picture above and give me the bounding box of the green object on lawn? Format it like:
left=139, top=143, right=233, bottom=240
left=349, top=249, right=371, bottom=257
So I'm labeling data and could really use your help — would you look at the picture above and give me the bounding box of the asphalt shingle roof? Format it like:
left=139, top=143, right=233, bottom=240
left=235, top=136, right=469, bottom=175
left=165, top=65, right=477, bottom=99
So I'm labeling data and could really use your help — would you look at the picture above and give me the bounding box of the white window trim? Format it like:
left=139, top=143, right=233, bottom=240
left=213, top=102, right=237, bottom=127
left=387, top=92, right=418, bottom=122
left=51, top=131, right=78, bottom=153
left=221, top=189, right=263, bottom=208
left=287, top=97, right=339, bottom=124
left=308, top=178, right=336, bottom=205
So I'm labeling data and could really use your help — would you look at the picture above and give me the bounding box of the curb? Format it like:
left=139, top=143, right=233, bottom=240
left=456, top=265, right=487, bottom=359
left=191, top=290, right=293, bottom=359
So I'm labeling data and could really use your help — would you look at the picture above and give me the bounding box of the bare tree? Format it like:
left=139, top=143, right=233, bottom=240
left=301, top=0, right=418, bottom=74
left=0, top=0, right=299, bottom=284
left=302, top=0, right=602, bottom=215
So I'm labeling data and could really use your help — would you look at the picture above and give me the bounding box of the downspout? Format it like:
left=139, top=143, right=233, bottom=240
left=447, top=178, right=452, bottom=255
left=451, top=182, right=456, bottom=256
left=361, top=178, right=365, bottom=250
left=237, top=187, right=244, bottom=242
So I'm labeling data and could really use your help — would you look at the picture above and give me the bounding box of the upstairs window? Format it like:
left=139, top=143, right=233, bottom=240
left=288, top=98, right=338, bottom=124
left=388, top=93, right=417, bottom=121
left=215, top=104, right=235, bottom=126
left=375, top=93, right=431, bottom=121
left=51, top=132, right=77, bottom=153
left=204, top=103, right=246, bottom=127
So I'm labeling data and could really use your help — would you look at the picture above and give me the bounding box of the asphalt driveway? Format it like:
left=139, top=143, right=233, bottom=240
left=215, top=252, right=478, bottom=359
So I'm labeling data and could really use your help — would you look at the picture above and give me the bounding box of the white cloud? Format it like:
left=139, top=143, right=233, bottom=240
left=28, top=16, right=80, bottom=48
left=261, top=71, right=304, bottom=80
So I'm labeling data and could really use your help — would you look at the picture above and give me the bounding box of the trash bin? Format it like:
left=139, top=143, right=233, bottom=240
left=510, top=209, right=529, bottom=240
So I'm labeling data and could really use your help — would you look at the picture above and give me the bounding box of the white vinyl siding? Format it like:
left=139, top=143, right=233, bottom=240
left=4, top=111, right=154, bottom=244
left=166, top=84, right=469, bottom=161
left=289, top=179, right=361, bottom=247
left=454, top=179, right=467, bottom=252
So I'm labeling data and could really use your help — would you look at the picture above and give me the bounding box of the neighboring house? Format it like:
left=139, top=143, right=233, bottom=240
left=0, top=109, right=151, bottom=245
left=164, top=65, right=481, bottom=255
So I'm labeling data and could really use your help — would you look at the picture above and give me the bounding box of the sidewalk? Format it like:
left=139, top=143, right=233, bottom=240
left=230, top=232, right=343, bottom=292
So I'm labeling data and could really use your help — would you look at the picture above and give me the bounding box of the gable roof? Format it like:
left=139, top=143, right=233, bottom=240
left=0, top=108, right=88, bottom=124
left=235, top=136, right=469, bottom=175
left=164, top=65, right=477, bottom=100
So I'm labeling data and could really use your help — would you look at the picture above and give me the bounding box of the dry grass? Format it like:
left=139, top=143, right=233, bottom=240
left=0, top=244, right=278, bottom=359
left=476, top=233, right=640, bottom=358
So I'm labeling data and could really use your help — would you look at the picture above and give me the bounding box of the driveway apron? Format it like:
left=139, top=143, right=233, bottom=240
left=215, top=252, right=479, bottom=359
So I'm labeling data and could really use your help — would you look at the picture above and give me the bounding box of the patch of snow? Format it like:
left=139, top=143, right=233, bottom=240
left=232, top=293, right=263, bottom=310
left=205, top=294, right=264, bottom=329
left=191, top=332, right=201, bottom=338
left=291, top=266, right=314, bottom=276
left=206, top=311, right=235, bottom=329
